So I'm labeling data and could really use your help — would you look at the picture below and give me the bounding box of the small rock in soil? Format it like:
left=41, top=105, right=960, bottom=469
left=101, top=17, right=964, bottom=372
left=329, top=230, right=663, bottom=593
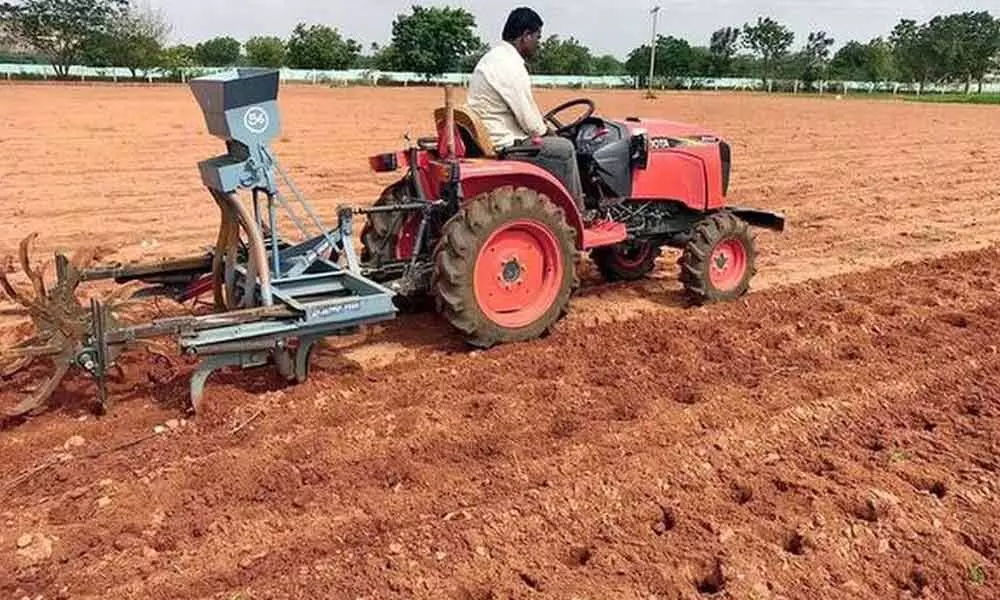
left=153, top=425, right=167, bottom=434
left=16, top=533, right=53, bottom=564
left=67, top=486, right=88, bottom=499
left=97, top=496, right=112, bottom=508
left=165, top=419, right=180, bottom=430
left=17, top=534, right=33, bottom=548
left=64, top=435, right=85, bottom=449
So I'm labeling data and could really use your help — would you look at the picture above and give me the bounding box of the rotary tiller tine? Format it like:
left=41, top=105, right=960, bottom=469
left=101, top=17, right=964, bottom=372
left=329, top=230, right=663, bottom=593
left=6, top=360, right=70, bottom=418
left=18, top=233, right=47, bottom=301
left=1, top=335, right=41, bottom=378
left=0, top=257, right=33, bottom=308
left=1, top=341, right=64, bottom=378
left=2, top=357, right=32, bottom=379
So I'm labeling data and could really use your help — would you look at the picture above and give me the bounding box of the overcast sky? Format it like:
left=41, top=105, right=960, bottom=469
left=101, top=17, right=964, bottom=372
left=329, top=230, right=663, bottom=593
left=149, top=0, right=999, bottom=58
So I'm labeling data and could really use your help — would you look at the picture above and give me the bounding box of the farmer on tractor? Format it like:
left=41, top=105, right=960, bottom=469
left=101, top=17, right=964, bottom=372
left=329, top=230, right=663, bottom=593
left=467, top=7, right=586, bottom=213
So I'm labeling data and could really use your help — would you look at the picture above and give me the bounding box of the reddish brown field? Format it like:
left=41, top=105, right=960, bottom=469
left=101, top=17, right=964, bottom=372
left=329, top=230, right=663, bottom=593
left=1, top=84, right=999, bottom=600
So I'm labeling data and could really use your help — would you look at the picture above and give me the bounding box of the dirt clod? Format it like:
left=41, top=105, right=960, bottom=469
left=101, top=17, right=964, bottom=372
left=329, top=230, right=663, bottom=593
left=784, top=531, right=808, bottom=556
left=696, top=558, right=726, bottom=595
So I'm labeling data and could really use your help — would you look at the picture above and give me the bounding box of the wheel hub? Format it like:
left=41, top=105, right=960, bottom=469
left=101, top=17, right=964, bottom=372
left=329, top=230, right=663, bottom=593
left=501, top=258, right=523, bottom=284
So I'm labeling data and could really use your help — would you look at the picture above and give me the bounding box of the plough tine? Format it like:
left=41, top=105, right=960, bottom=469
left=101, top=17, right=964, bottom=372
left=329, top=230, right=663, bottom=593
left=0, top=258, right=32, bottom=307
left=7, top=360, right=69, bottom=418
left=18, top=234, right=47, bottom=301
left=1, top=337, right=62, bottom=379
left=2, top=358, right=31, bottom=379
left=1, top=342, right=64, bottom=361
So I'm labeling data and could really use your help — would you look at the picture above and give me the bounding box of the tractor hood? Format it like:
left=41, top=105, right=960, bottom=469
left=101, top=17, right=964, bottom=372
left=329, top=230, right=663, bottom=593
left=620, top=117, right=721, bottom=142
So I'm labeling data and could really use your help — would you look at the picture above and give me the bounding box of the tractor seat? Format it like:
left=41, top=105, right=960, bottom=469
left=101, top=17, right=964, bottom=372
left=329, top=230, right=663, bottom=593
left=433, top=105, right=497, bottom=159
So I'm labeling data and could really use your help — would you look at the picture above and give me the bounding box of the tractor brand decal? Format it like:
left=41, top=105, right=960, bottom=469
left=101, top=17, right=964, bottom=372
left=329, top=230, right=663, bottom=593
left=649, top=137, right=674, bottom=151
left=308, top=301, right=362, bottom=320
left=649, top=135, right=719, bottom=151
left=243, top=106, right=270, bottom=134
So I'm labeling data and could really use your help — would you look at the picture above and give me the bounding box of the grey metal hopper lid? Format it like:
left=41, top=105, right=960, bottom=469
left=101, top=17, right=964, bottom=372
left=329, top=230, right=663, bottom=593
left=190, top=68, right=280, bottom=113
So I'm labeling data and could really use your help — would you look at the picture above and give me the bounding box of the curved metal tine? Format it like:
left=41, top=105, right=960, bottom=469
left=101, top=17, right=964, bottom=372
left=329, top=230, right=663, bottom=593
left=1, top=357, right=31, bottom=379
left=0, top=334, right=41, bottom=378
left=18, top=234, right=47, bottom=301
left=7, top=360, right=70, bottom=418
left=0, top=257, right=34, bottom=308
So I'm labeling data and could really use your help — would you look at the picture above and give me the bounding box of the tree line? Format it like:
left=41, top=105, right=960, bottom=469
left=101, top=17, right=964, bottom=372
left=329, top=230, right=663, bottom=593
left=1, top=0, right=998, bottom=92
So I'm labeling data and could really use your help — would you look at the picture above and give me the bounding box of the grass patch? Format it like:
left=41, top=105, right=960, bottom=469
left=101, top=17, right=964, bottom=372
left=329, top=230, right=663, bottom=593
left=905, top=93, right=1000, bottom=105
left=969, top=564, right=987, bottom=586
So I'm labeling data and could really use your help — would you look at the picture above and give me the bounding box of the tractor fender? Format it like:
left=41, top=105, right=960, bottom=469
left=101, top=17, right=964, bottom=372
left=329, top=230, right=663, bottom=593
left=457, top=160, right=585, bottom=247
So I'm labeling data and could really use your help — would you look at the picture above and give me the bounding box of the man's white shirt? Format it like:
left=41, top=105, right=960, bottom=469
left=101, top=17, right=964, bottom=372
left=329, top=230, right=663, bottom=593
left=467, top=41, right=547, bottom=150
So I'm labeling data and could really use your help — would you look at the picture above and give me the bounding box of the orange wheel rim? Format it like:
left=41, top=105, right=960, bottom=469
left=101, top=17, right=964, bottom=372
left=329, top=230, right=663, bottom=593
left=474, top=219, right=564, bottom=329
left=709, top=238, right=747, bottom=291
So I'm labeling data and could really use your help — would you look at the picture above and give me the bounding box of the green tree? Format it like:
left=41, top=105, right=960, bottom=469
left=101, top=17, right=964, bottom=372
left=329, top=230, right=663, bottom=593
left=658, top=36, right=694, bottom=76
left=625, top=35, right=695, bottom=84
left=194, top=36, right=241, bottom=67
left=741, top=16, right=795, bottom=87
left=797, top=30, right=834, bottom=88
left=948, top=12, right=1000, bottom=93
left=457, top=39, right=489, bottom=72
left=926, top=14, right=968, bottom=85
left=709, top=26, right=740, bottom=76
left=830, top=38, right=895, bottom=84
left=82, top=2, right=170, bottom=77
left=829, top=40, right=867, bottom=80
left=245, top=35, right=285, bottom=68
left=387, top=5, right=481, bottom=78
left=285, top=23, right=359, bottom=70
left=0, top=0, right=128, bottom=77
left=891, top=19, right=935, bottom=93
left=689, top=46, right=713, bottom=78
left=159, top=43, right=194, bottom=80
left=532, top=35, right=593, bottom=75
left=865, top=37, right=897, bottom=83
left=592, top=54, right=624, bottom=76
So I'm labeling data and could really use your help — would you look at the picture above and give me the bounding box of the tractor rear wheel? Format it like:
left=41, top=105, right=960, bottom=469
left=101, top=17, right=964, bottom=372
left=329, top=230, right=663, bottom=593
left=591, top=240, right=660, bottom=282
left=680, top=211, right=757, bottom=304
left=432, top=186, right=578, bottom=348
left=360, top=179, right=419, bottom=266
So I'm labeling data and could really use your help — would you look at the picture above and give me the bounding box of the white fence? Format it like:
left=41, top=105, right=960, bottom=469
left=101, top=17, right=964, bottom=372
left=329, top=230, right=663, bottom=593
left=1, top=62, right=998, bottom=94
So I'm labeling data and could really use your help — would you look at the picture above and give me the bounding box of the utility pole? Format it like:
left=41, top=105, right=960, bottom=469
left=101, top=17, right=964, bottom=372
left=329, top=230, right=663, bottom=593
left=646, top=5, right=660, bottom=98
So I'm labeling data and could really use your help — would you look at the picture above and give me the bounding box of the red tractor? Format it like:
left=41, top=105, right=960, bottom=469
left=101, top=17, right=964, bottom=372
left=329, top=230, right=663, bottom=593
left=360, top=92, right=785, bottom=348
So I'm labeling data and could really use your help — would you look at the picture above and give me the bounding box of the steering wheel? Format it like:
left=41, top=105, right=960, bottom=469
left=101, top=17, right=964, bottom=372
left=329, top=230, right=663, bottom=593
left=543, top=98, right=596, bottom=136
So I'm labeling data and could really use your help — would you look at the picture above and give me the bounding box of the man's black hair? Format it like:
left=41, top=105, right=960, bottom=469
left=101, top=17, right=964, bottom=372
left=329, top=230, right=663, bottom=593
left=502, top=7, right=543, bottom=42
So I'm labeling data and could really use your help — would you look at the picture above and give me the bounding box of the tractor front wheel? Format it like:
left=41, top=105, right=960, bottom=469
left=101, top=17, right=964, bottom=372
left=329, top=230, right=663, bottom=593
left=680, top=211, right=757, bottom=304
left=432, top=186, right=578, bottom=348
left=591, top=240, right=660, bottom=282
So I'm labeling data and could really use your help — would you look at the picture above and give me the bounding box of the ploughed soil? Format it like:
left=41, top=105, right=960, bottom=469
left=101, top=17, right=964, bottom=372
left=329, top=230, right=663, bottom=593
left=0, top=84, right=998, bottom=599
left=2, top=245, right=999, bottom=599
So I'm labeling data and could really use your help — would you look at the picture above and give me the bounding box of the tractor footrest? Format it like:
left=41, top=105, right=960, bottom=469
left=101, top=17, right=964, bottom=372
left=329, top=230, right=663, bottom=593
left=582, top=220, right=628, bottom=249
